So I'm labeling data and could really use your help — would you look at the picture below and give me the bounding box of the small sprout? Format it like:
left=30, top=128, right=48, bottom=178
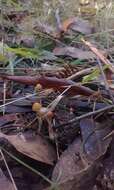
left=32, top=102, right=42, bottom=112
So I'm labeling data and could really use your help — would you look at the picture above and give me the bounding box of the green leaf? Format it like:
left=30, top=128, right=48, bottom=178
left=82, top=68, right=100, bottom=83
left=6, top=47, right=41, bottom=59
left=71, top=59, right=84, bottom=65
left=0, top=54, right=8, bottom=62
left=82, top=64, right=109, bottom=83
left=6, top=46, right=57, bottom=61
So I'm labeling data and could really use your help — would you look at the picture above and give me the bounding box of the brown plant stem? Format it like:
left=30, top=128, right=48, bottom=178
left=0, top=75, right=96, bottom=97
left=82, top=38, right=114, bottom=73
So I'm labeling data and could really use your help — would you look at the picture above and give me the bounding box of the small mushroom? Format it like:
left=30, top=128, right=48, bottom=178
left=32, top=102, right=55, bottom=140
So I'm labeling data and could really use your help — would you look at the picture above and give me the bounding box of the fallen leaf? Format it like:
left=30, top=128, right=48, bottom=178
left=0, top=169, right=14, bottom=190
left=0, top=132, right=56, bottom=165
left=80, top=119, right=112, bottom=163
left=51, top=118, right=112, bottom=190
left=0, top=105, right=32, bottom=113
left=97, top=137, right=114, bottom=189
left=0, top=114, right=17, bottom=127
left=16, top=34, right=35, bottom=48
left=62, top=17, right=93, bottom=34
left=53, top=47, right=96, bottom=60
left=52, top=137, right=101, bottom=190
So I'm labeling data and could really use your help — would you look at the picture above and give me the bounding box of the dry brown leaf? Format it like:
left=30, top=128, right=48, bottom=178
left=0, top=132, right=56, bottom=165
left=53, top=46, right=96, bottom=60
left=62, top=17, right=93, bottom=34
left=80, top=119, right=112, bottom=163
left=51, top=119, right=112, bottom=190
left=52, top=137, right=100, bottom=190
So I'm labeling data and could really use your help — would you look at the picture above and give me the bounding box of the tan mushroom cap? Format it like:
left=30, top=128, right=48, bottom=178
left=32, top=102, right=42, bottom=112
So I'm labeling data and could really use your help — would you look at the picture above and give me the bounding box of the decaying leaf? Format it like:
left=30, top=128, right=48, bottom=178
left=97, top=137, right=114, bottom=190
left=0, top=132, right=56, bottom=165
left=16, top=34, right=35, bottom=48
left=62, top=17, right=93, bottom=34
left=53, top=46, right=96, bottom=60
left=52, top=137, right=100, bottom=190
left=0, top=105, right=32, bottom=113
left=51, top=118, right=112, bottom=190
left=80, top=119, right=112, bottom=163
left=0, top=169, right=14, bottom=190
left=0, top=113, right=17, bottom=127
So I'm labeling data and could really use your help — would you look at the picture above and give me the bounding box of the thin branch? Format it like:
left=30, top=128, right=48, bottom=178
left=0, top=92, right=37, bottom=109
left=67, top=66, right=96, bottom=80
left=56, top=104, right=114, bottom=128
left=103, top=130, right=114, bottom=140
left=97, top=58, right=114, bottom=103
left=82, top=38, right=114, bottom=73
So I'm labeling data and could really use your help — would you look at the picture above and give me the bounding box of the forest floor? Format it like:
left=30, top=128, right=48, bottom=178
left=0, top=1, right=114, bottom=190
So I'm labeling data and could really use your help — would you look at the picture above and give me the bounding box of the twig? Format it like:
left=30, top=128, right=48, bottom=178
left=103, top=130, right=114, bottom=140
left=0, top=92, right=38, bottom=109
left=67, top=66, right=96, bottom=80
left=56, top=104, right=114, bottom=128
left=0, top=149, right=18, bottom=190
left=33, top=28, right=65, bottom=46
left=97, top=58, right=114, bottom=103
left=82, top=38, right=114, bottom=73
left=46, top=85, right=72, bottom=114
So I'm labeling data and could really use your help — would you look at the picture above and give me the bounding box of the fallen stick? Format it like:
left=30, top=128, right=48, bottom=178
left=57, top=104, right=114, bottom=128
left=67, top=66, right=96, bottom=80
left=82, top=38, right=114, bottom=73
left=0, top=75, right=96, bottom=97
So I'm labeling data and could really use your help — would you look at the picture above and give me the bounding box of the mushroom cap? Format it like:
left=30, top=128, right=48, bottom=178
left=32, top=102, right=42, bottom=112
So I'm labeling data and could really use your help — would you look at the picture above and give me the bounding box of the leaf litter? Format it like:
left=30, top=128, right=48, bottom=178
left=0, top=1, right=114, bottom=190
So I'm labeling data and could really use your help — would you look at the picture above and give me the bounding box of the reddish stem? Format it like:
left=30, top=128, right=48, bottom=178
left=0, top=75, right=95, bottom=96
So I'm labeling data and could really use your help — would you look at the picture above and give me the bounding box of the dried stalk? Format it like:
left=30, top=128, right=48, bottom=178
left=82, top=38, right=114, bottom=73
